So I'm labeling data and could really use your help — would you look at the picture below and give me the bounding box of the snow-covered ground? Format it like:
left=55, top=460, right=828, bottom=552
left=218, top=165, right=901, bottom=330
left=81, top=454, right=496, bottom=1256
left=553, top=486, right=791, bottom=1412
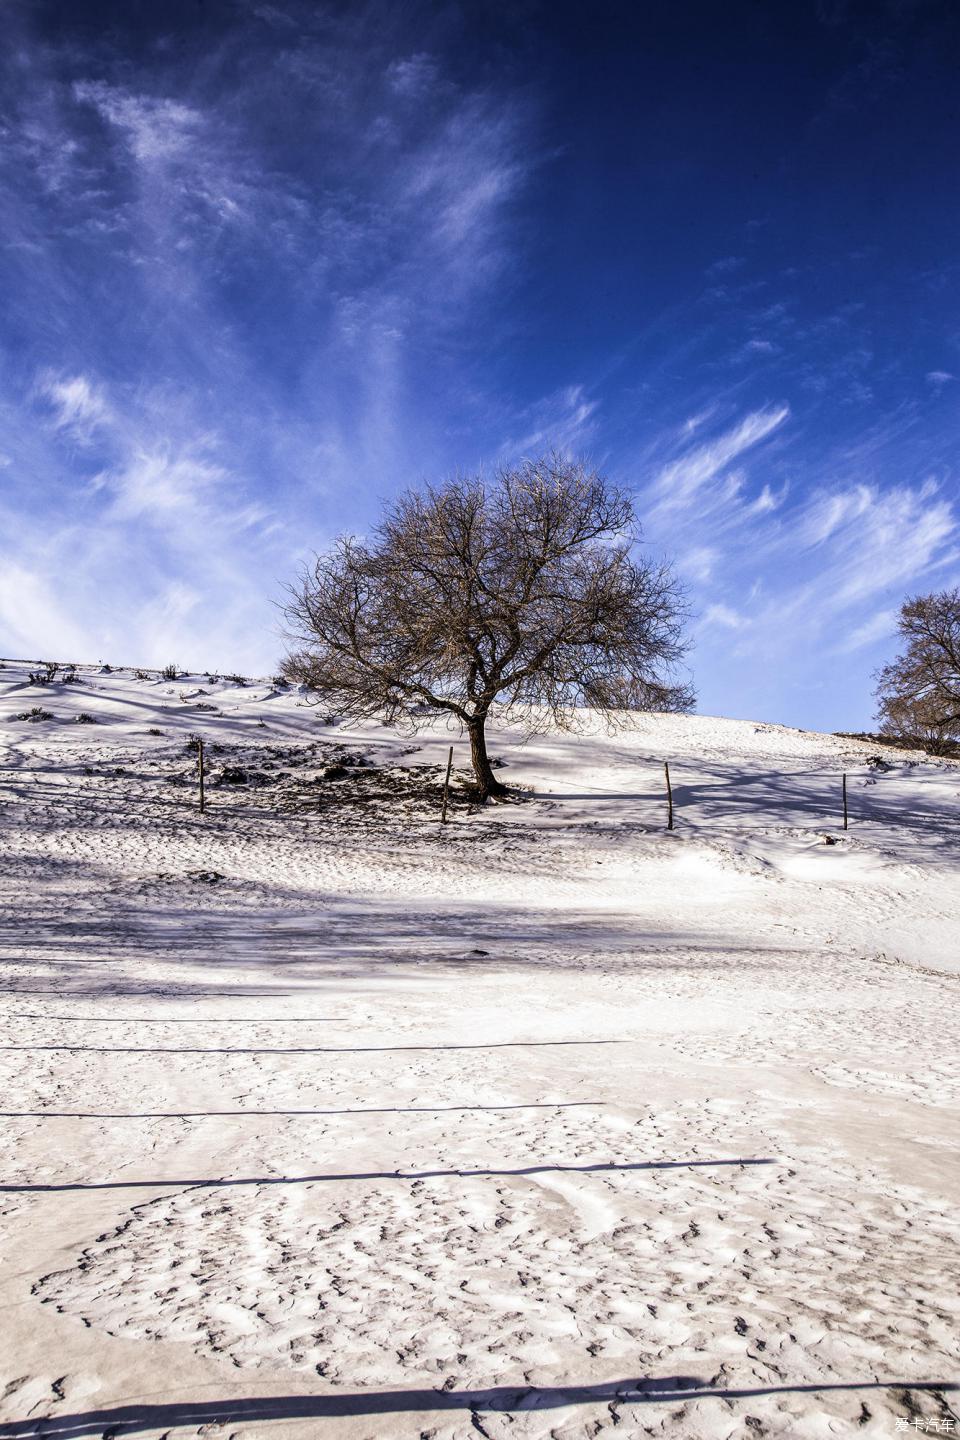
left=0, top=660, right=957, bottom=1440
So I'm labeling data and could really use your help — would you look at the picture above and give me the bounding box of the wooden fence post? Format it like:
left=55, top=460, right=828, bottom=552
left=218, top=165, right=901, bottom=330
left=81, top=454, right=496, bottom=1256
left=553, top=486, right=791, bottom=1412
left=664, top=760, right=674, bottom=831
left=440, top=745, right=453, bottom=824
left=842, top=771, right=847, bottom=831
left=198, top=737, right=205, bottom=815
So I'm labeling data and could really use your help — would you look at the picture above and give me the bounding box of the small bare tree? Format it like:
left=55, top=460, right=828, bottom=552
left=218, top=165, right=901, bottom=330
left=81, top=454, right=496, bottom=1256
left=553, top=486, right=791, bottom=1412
left=282, top=456, right=693, bottom=798
left=875, top=589, right=960, bottom=754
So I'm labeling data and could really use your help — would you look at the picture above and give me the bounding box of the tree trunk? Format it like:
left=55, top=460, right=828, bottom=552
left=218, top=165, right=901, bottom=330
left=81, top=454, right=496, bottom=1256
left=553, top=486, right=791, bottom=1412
left=468, top=715, right=507, bottom=799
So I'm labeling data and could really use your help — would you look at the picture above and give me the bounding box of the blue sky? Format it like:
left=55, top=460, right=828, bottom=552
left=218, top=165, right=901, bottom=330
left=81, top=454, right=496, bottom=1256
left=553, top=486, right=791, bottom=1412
left=1, top=0, right=958, bottom=729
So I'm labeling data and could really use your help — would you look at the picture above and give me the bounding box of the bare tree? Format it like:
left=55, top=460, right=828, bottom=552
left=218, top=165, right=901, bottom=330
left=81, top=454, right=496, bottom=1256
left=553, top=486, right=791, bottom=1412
left=875, top=589, right=960, bottom=754
left=282, top=456, right=693, bottom=798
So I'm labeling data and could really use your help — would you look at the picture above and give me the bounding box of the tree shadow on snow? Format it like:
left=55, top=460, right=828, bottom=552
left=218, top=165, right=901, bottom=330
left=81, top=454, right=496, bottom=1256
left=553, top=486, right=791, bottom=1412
left=0, top=1376, right=954, bottom=1437
left=0, top=1100, right=602, bottom=1119
left=0, top=1156, right=775, bottom=1192
left=543, top=752, right=960, bottom=857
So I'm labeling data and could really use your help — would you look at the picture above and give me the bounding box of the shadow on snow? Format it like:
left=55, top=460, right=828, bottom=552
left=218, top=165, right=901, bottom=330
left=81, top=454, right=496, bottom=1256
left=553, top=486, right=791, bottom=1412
left=0, top=1376, right=955, bottom=1437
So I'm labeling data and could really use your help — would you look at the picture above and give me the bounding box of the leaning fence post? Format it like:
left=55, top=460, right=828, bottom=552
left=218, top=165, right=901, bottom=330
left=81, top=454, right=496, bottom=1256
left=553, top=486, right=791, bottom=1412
left=440, top=745, right=453, bottom=823
left=198, top=737, right=205, bottom=815
left=842, top=771, right=847, bottom=831
left=664, top=760, right=674, bottom=831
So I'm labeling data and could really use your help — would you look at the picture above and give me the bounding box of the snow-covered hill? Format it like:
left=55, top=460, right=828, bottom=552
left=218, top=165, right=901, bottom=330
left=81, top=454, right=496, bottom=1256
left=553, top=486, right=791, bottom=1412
left=1, top=660, right=957, bottom=1439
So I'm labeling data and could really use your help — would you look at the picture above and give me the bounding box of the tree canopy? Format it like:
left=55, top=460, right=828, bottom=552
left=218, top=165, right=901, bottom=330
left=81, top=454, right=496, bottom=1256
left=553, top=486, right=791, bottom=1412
left=875, top=589, right=960, bottom=754
left=282, top=456, right=693, bottom=797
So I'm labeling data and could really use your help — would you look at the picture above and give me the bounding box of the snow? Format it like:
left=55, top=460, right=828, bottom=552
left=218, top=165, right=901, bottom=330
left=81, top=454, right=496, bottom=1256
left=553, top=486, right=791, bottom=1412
left=0, top=659, right=957, bottom=1439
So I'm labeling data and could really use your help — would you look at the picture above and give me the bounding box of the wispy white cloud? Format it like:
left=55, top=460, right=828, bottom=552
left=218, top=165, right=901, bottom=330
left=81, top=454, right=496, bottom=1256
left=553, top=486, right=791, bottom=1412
left=816, top=482, right=956, bottom=608
left=37, top=372, right=112, bottom=441
left=835, top=606, right=899, bottom=653
left=103, top=448, right=229, bottom=524
left=74, top=83, right=202, bottom=165
left=647, top=404, right=790, bottom=516
left=682, top=406, right=719, bottom=436
left=386, top=53, right=440, bottom=98
left=702, top=602, right=748, bottom=629
left=706, top=255, right=744, bottom=277
left=681, top=545, right=719, bottom=582
left=630, top=397, right=959, bottom=722
left=0, top=360, right=293, bottom=669
left=71, top=77, right=294, bottom=257
left=750, top=481, right=787, bottom=513
left=499, top=384, right=599, bottom=461
left=798, top=484, right=873, bottom=546
left=0, top=561, right=94, bottom=660
left=0, top=5, right=541, bottom=670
